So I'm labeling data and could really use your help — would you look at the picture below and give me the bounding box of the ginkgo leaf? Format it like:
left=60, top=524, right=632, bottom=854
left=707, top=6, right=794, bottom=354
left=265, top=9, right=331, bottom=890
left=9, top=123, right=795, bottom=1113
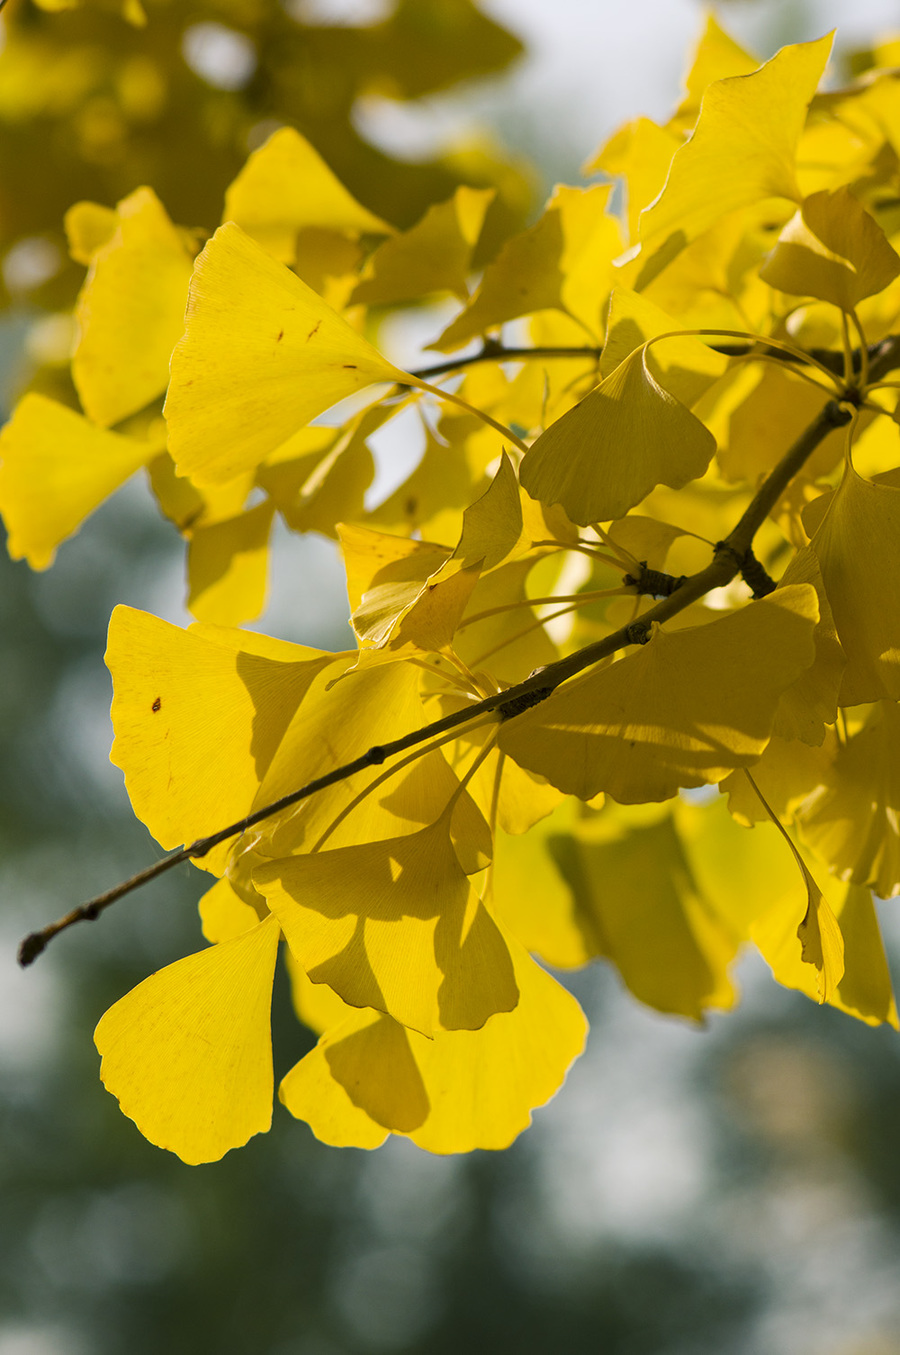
left=519, top=346, right=716, bottom=526
left=771, top=546, right=844, bottom=745
left=223, top=126, right=392, bottom=263
left=106, top=605, right=337, bottom=875
left=674, top=14, right=760, bottom=124
left=340, top=525, right=450, bottom=627
left=678, top=796, right=893, bottom=1024
left=795, top=857, right=845, bottom=1002
left=586, top=117, right=682, bottom=245
left=351, top=186, right=493, bottom=305
left=432, top=184, right=620, bottom=350
left=744, top=773, right=844, bottom=1003
left=828, top=885, right=898, bottom=1029
left=199, top=877, right=263, bottom=945
left=808, top=460, right=900, bottom=703
left=248, top=655, right=475, bottom=857
left=64, top=200, right=117, bottom=264
left=279, top=934, right=586, bottom=1153
left=557, top=806, right=739, bottom=1019
left=452, top=451, right=526, bottom=569
left=165, top=223, right=411, bottom=486
left=186, top=500, right=274, bottom=626
left=490, top=800, right=590, bottom=969
left=72, top=187, right=195, bottom=427
left=798, top=702, right=900, bottom=899
left=95, top=915, right=281, bottom=1164
left=498, top=585, right=818, bottom=803
left=601, top=288, right=728, bottom=406
left=760, top=187, right=900, bottom=309
left=637, top=34, right=833, bottom=284
left=254, top=805, right=517, bottom=1037
left=0, top=395, right=158, bottom=568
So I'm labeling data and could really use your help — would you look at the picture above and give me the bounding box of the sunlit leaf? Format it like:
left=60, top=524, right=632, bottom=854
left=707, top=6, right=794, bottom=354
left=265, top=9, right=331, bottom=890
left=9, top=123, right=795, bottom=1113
left=498, top=586, right=818, bottom=802
left=555, top=805, right=739, bottom=1019
left=798, top=702, right=900, bottom=899
left=637, top=34, right=833, bottom=284
left=432, top=184, right=620, bottom=350
left=186, top=500, right=275, bottom=627
left=808, top=460, right=900, bottom=703
left=72, top=187, right=195, bottom=427
left=106, top=605, right=337, bottom=875
left=254, top=804, right=516, bottom=1037
left=95, top=915, right=281, bottom=1165
left=0, top=395, right=157, bottom=568
left=519, top=346, right=717, bottom=526
left=165, top=223, right=411, bottom=485
left=223, top=126, right=392, bottom=264
left=760, top=187, right=900, bottom=309
left=279, top=934, right=586, bottom=1153
left=351, top=186, right=493, bottom=305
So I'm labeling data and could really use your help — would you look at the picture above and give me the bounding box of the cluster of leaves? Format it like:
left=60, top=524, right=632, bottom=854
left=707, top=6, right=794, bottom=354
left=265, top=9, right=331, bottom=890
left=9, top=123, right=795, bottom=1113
left=7, top=13, right=900, bottom=1164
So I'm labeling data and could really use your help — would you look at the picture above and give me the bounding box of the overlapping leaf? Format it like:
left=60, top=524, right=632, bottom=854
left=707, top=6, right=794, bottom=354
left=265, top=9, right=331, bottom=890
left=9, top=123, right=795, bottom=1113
left=165, top=223, right=412, bottom=485
left=498, top=586, right=818, bottom=802
left=519, top=345, right=716, bottom=525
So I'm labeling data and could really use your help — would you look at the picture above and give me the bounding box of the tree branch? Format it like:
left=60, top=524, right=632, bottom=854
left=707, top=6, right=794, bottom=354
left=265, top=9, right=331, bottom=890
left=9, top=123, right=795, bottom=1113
left=12, top=390, right=864, bottom=965
left=406, top=338, right=876, bottom=383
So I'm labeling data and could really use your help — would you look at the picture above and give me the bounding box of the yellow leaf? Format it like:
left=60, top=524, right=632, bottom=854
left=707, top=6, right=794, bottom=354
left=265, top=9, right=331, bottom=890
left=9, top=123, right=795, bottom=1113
left=279, top=936, right=586, bottom=1153
left=64, top=200, right=117, bottom=264
left=254, top=805, right=517, bottom=1037
left=829, top=885, right=898, bottom=1029
left=106, top=605, right=337, bottom=875
left=760, top=187, right=900, bottom=309
left=498, top=586, right=818, bottom=803
left=798, top=702, right=900, bottom=899
left=432, top=184, right=620, bottom=351
left=519, top=346, right=716, bottom=526
left=637, top=34, right=833, bottom=284
left=601, top=288, right=728, bottom=406
left=744, top=771, right=844, bottom=1003
left=490, top=800, right=590, bottom=969
left=452, top=450, right=526, bottom=569
left=454, top=556, right=560, bottom=686
left=165, top=223, right=410, bottom=486
left=72, top=187, right=195, bottom=427
left=809, top=460, right=900, bottom=703
left=0, top=395, right=157, bottom=568
left=674, top=14, right=760, bottom=125
left=223, top=126, right=391, bottom=264
left=771, top=546, right=845, bottom=745
left=678, top=796, right=894, bottom=1024
left=351, top=186, right=493, bottom=305
left=249, top=656, right=463, bottom=856
left=95, top=915, right=281, bottom=1164
left=186, top=500, right=274, bottom=627
left=199, top=877, right=262, bottom=944
left=585, top=117, right=682, bottom=245
left=562, top=806, right=739, bottom=1019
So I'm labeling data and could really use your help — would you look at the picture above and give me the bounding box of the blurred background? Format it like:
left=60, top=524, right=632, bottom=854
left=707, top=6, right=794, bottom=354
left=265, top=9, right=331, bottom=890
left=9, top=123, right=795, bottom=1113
left=5, top=1, right=900, bottom=1352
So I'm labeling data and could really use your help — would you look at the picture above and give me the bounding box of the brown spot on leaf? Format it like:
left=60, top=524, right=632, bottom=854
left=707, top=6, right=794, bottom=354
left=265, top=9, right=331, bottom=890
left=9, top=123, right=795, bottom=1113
left=152, top=697, right=162, bottom=713
left=343, top=364, right=358, bottom=370
left=306, top=321, right=321, bottom=341
left=276, top=329, right=284, bottom=342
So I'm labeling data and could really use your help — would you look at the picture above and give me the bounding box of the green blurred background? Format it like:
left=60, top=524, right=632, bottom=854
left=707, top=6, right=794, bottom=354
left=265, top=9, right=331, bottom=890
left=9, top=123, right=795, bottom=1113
left=5, top=2, right=900, bottom=1352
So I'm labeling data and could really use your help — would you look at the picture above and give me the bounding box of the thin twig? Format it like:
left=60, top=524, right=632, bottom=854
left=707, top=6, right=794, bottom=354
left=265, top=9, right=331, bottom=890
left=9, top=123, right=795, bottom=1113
left=14, top=397, right=861, bottom=965
left=407, top=339, right=866, bottom=383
